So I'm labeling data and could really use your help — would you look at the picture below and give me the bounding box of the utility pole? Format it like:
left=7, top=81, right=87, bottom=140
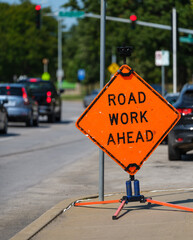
left=172, top=7, right=177, bottom=93
left=57, top=18, right=63, bottom=89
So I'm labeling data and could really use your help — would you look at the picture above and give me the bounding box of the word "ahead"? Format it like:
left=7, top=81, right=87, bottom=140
left=107, top=92, right=153, bottom=145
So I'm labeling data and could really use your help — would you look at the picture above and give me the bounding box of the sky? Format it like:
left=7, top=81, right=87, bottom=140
left=0, top=0, right=69, bottom=12
left=0, top=0, right=78, bottom=29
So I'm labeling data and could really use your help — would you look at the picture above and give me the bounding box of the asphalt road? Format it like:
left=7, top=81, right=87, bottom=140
left=0, top=101, right=97, bottom=240
left=1, top=101, right=193, bottom=240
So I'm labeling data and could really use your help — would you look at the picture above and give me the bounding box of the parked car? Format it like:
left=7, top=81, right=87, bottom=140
left=0, top=83, right=39, bottom=127
left=160, top=92, right=180, bottom=145
left=150, top=84, right=167, bottom=96
left=18, top=78, right=63, bottom=123
left=0, top=99, right=8, bottom=134
left=83, top=89, right=100, bottom=108
left=168, top=84, right=193, bottom=160
left=165, top=92, right=180, bottom=105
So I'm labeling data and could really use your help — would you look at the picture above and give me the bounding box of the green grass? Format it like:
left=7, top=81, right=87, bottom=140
left=61, top=94, right=84, bottom=101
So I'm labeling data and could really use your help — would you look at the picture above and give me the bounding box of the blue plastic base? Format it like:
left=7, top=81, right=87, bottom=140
left=125, top=178, right=145, bottom=203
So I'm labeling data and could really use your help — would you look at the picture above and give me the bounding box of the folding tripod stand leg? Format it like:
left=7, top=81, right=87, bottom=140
left=146, top=198, right=193, bottom=212
left=112, top=199, right=127, bottom=220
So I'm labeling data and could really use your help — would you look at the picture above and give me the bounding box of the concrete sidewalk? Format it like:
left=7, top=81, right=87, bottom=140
left=11, top=189, right=193, bottom=240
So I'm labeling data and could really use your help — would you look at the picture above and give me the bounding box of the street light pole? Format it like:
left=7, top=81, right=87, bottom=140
left=172, top=8, right=177, bottom=93
left=57, top=18, right=63, bottom=89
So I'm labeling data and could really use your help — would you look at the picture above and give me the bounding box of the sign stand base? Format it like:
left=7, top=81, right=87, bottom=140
left=112, top=175, right=147, bottom=220
left=75, top=175, right=193, bottom=219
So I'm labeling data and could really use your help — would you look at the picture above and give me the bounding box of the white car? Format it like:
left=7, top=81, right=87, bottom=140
left=83, top=89, right=100, bottom=108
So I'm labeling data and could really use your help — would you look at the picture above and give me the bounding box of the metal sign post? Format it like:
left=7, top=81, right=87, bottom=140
left=99, top=0, right=106, bottom=201
left=155, top=50, right=170, bottom=96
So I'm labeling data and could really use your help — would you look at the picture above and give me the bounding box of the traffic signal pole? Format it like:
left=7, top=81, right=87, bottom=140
left=84, top=12, right=193, bottom=94
left=84, top=13, right=193, bottom=35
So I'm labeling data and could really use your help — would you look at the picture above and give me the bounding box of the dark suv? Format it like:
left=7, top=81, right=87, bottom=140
left=18, top=78, right=63, bottom=123
left=168, top=84, right=193, bottom=160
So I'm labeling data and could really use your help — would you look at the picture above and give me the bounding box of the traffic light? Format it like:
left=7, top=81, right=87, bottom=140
left=130, top=15, right=137, bottom=29
left=35, top=5, right=41, bottom=29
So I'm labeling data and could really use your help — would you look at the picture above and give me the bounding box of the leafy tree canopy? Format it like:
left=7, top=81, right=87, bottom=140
left=0, top=0, right=192, bottom=91
left=0, top=0, right=58, bottom=82
left=63, top=0, right=193, bottom=91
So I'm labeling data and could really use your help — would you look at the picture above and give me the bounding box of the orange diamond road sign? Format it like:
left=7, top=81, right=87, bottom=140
left=76, top=65, right=181, bottom=175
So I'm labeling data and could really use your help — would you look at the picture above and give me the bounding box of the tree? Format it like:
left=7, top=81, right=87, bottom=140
left=0, top=1, right=58, bottom=82
left=62, top=0, right=193, bottom=91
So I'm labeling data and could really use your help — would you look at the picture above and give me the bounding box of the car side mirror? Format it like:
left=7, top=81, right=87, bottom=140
left=59, top=89, right=65, bottom=94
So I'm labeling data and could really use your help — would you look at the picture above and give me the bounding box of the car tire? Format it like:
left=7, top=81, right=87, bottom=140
left=33, top=115, right=39, bottom=127
left=168, top=137, right=181, bottom=160
left=0, top=115, right=8, bottom=134
left=26, top=111, right=33, bottom=127
left=48, top=113, right=55, bottom=123
left=55, top=111, right=61, bottom=122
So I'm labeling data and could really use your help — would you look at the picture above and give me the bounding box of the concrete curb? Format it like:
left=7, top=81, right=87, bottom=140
left=10, top=194, right=99, bottom=240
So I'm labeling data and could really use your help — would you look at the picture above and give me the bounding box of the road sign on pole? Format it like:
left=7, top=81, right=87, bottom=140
left=108, top=63, right=119, bottom=75
left=155, top=50, right=170, bottom=96
left=59, top=11, right=85, bottom=18
left=78, top=69, right=86, bottom=81
left=76, top=65, right=180, bottom=175
left=180, top=34, right=193, bottom=44
left=155, top=50, right=169, bottom=66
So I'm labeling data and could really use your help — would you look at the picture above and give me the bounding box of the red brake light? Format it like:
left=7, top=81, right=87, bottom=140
left=177, top=138, right=183, bottom=142
left=46, top=91, right=52, bottom=103
left=22, top=87, right=29, bottom=104
left=46, top=97, right=52, bottom=103
left=47, top=91, right=52, bottom=97
left=177, top=108, right=192, bottom=115
left=29, top=78, right=38, bottom=82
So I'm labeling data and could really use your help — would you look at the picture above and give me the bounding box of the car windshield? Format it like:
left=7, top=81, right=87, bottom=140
left=181, top=90, right=193, bottom=105
left=0, top=86, right=22, bottom=96
left=91, top=90, right=100, bottom=95
left=22, top=82, right=56, bottom=94
left=166, top=95, right=179, bottom=104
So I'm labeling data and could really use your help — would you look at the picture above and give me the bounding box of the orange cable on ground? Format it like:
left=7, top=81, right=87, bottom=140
left=75, top=199, right=120, bottom=206
left=146, top=198, right=193, bottom=212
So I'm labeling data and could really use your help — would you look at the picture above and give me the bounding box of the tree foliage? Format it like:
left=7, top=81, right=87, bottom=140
left=0, top=0, right=57, bottom=82
left=0, top=0, right=193, bottom=91
left=63, top=0, right=193, bottom=91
